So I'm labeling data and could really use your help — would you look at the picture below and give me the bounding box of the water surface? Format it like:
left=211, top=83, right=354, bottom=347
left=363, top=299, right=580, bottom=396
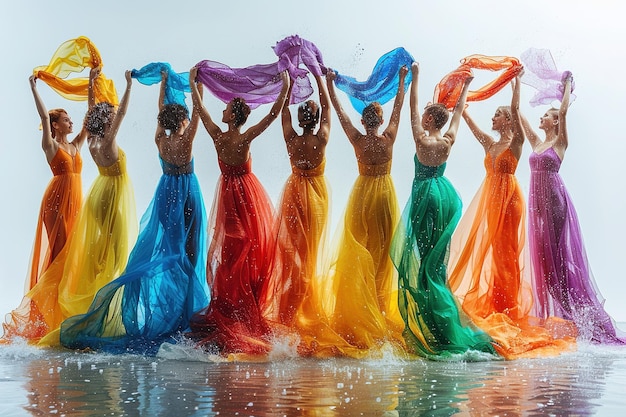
left=1, top=341, right=624, bottom=416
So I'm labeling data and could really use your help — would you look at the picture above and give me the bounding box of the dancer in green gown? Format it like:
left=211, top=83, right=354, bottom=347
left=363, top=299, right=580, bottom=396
left=390, top=63, right=497, bottom=359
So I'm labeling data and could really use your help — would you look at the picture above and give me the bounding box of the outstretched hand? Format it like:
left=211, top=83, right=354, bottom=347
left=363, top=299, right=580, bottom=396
left=326, top=69, right=336, bottom=82
left=411, top=62, right=419, bottom=76
left=189, top=66, right=198, bottom=82
left=90, top=66, right=101, bottom=81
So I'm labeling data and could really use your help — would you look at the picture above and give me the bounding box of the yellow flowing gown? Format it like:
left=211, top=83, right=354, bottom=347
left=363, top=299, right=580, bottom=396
left=324, top=161, right=405, bottom=355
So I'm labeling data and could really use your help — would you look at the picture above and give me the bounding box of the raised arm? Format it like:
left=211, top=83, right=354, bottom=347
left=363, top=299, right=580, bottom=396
left=462, top=110, right=494, bottom=151
left=29, top=76, right=56, bottom=159
left=409, top=62, right=425, bottom=143
left=326, top=69, right=360, bottom=143
left=70, top=121, right=89, bottom=150
left=243, top=70, right=290, bottom=141
left=382, top=65, right=408, bottom=141
left=555, top=73, right=572, bottom=150
left=158, top=70, right=167, bottom=112
left=281, top=77, right=297, bottom=141
left=510, top=73, right=525, bottom=157
left=519, top=112, right=541, bottom=150
left=104, top=70, right=132, bottom=145
left=316, top=74, right=331, bottom=144
left=88, top=66, right=99, bottom=110
left=444, top=75, right=474, bottom=143
left=155, top=71, right=168, bottom=144
left=189, top=66, right=222, bottom=139
left=185, top=82, right=203, bottom=143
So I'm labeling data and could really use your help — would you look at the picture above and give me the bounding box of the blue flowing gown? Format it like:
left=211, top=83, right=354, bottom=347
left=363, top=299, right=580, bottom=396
left=60, top=158, right=209, bottom=354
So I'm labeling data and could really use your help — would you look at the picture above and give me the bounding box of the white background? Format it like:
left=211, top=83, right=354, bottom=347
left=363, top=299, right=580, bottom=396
left=1, top=0, right=624, bottom=322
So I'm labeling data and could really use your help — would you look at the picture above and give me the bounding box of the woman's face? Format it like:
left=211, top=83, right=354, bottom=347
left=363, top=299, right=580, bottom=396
left=539, top=111, right=557, bottom=131
left=491, top=108, right=509, bottom=131
left=53, top=112, right=73, bottom=136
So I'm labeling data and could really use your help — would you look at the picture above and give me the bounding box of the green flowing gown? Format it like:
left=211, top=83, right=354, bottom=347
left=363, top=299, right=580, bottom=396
left=390, top=155, right=497, bottom=359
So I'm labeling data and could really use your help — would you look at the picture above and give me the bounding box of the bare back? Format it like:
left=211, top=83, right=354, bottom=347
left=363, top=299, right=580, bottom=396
left=352, top=132, right=394, bottom=166
left=416, top=133, right=452, bottom=167
left=285, top=131, right=327, bottom=170
left=157, top=133, right=194, bottom=166
left=211, top=130, right=253, bottom=166
left=88, top=137, right=119, bottom=168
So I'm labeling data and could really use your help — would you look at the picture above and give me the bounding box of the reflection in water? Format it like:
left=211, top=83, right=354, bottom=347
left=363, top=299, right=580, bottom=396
left=0, top=343, right=624, bottom=416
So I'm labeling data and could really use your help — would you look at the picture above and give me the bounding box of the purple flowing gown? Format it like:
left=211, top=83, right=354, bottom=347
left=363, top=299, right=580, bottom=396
left=528, top=148, right=625, bottom=344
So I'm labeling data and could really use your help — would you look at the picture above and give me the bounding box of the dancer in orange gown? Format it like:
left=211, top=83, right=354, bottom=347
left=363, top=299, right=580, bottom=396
left=448, top=72, right=576, bottom=359
left=322, top=66, right=408, bottom=355
left=260, top=74, right=367, bottom=357
left=1, top=77, right=87, bottom=342
left=263, top=73, right=331, bottom=328
left=187, top=67, right=290, bottom=356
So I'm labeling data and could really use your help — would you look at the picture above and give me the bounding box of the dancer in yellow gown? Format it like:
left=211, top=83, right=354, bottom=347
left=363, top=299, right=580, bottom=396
left=323, top=66, right=408, bottom=355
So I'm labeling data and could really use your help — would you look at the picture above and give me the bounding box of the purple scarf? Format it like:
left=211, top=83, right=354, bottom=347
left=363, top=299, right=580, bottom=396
left=195, top=35, right=326, bottom=109
left=520, top=48, right=576, bottom=107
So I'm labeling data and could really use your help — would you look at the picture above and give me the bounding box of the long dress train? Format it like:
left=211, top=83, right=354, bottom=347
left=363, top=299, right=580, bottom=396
left=528, top=148, right=625, bottom=344
left=390, top=156, right=497, bottom=359
left=448, top=149, right=576, bottom=359
left=60, top=157, right=209, bottom=354
left=188, top=158, right=275, bottom=356
left=36, top=149, right=137, bottom=346
left=325, top=160, right=405, bottom=355
left=2, top=148, right=82, bottom=342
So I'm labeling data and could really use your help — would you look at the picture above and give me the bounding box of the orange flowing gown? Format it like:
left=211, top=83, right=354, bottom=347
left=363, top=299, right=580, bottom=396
left=2, top=148, right=82, bottom=341
left=448, top=149, right=576, bottom=359
left=262, top=160, right=370, bottom=358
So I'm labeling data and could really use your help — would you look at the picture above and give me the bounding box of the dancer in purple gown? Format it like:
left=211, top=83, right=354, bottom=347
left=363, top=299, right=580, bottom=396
left=522, top=72, right=625, bottom=344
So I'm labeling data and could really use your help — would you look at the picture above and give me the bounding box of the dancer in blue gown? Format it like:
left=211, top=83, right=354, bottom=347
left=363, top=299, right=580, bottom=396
left=60, top=70, right=209, bottom=354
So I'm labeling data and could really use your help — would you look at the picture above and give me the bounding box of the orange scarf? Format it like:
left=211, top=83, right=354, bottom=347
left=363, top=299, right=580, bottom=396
left=434, top=55, right=522, bottom=109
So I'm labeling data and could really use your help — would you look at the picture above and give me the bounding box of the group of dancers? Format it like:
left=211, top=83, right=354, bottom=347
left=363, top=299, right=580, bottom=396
left=1, top=36, right=624, bottom=361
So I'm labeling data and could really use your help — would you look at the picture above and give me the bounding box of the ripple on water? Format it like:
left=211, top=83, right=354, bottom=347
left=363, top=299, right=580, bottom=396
left=0, top=339, right=625, bottom=416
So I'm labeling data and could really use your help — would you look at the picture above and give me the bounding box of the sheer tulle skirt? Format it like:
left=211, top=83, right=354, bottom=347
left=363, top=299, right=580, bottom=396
left=27, top=168, right=82, bottom=292
left=529, top=153, right=625, bottom=344
left=448, top=155, right=575, bottom=359
left=324, top=172, right=405, bottom=354
left=60, top=171, right=209, bottom=353
left=3, top=159, right=136, bottom=345
left=188, top=159, right=275, bottom=355
left=390, top=160, right=496, bottom=358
